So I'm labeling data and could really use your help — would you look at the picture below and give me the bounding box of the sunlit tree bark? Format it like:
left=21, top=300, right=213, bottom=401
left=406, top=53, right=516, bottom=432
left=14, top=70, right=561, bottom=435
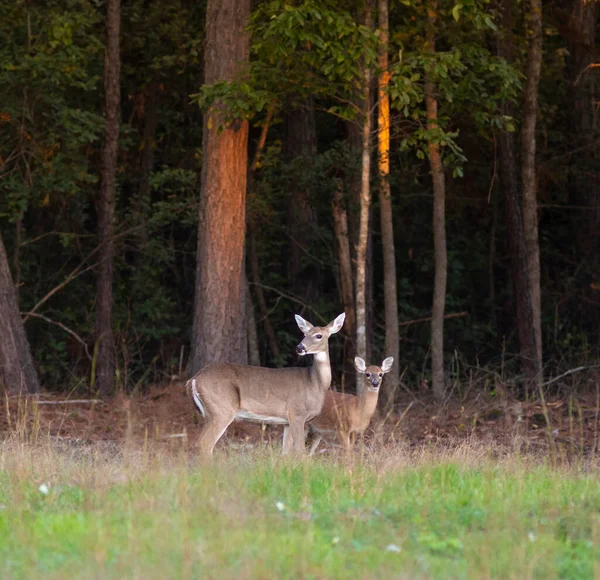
left=189, top=0, right=251, bottom=373
left=425, top=0, right=448, bottom=401
left=377, top=0, right=400, bottom=408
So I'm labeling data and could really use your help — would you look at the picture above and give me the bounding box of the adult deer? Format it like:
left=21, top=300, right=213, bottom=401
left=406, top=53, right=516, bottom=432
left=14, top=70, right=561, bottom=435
left=307, top=355, right=394, bottom=454
left=188, top=312, right=345, bottom=457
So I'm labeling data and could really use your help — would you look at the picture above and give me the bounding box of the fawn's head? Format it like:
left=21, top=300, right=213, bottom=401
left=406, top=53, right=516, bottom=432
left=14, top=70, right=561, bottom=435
left=355, top=356, right=394, bottom=391
left=295, top=312, right=345, bottom=356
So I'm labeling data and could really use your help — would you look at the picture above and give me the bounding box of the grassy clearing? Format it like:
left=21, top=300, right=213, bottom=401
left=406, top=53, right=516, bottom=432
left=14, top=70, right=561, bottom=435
left=0, top=439, right=599, bottom=579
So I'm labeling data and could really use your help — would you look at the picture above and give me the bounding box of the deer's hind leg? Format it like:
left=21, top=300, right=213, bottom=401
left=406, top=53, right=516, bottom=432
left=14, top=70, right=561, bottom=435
left=195, top=381, right=239, bottom=458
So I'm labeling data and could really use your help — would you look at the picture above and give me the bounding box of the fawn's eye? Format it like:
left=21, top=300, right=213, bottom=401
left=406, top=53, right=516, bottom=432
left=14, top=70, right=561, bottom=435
left=315, top=334, right=323, bottom=339
left=366, top=373, right=371, bottom=378
left=379, top=373, right=383, bottom=378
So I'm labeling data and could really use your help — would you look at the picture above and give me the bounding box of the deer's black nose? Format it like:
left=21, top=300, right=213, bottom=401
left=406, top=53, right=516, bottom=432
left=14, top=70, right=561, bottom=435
left=372, top=379, right=379, bottom=387
left=297, top=344, right=307, bottom=355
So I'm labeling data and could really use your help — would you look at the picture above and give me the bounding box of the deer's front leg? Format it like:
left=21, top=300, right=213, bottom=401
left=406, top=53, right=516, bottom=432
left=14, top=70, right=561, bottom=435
left=283, top=418, right=308, bottom=455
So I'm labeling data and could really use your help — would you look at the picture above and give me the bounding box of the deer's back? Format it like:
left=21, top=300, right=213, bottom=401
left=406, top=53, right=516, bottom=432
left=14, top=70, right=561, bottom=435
left=193, top=362, right=326, bottom=423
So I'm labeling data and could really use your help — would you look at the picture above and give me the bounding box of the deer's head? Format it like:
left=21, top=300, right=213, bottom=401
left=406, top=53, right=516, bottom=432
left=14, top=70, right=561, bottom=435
left=295, top=312, right=345, bottom=356
left=355, top=356, right=394, bottom=392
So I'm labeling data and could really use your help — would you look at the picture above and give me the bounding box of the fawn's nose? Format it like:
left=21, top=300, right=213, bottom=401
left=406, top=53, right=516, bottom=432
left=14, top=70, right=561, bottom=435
left=297, top=343, right=307, bottom=355
left=371, top=379, right=380, bottom=387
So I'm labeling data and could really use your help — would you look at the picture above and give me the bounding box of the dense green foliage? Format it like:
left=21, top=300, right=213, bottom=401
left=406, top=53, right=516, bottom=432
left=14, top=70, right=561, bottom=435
left=0, top=0, right=598, bottom=392
left=1, top=444, right=599, bottom=577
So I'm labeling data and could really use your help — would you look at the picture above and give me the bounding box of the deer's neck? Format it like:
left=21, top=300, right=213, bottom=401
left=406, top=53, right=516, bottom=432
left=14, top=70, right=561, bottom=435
left=358, top=390, right=379, bottom=422
left=310, top=349, right=332, bottom=391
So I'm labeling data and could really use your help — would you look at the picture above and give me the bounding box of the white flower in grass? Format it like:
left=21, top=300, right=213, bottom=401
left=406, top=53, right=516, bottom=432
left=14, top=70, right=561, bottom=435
left=38, top=483, right=50, bottom=496
left=528, top=531, right=536, bottom=542
left=275, top=501, right=285, bottom=512
left=386, top=544, right=401, bottom=553
left=332, top=536, right=339, bottom=545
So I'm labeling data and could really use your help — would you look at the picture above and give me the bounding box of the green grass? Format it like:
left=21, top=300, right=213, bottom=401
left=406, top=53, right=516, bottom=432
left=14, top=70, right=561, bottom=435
left=0, top=440, right=599, bottom=579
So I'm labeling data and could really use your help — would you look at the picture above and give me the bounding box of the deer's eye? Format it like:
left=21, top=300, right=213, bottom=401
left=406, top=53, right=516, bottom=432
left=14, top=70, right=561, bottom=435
left=379, top=373, right=383, bottom=378
left=315, top=334, right=323, bottom=339
left=366, top=373, right=371, bottom=378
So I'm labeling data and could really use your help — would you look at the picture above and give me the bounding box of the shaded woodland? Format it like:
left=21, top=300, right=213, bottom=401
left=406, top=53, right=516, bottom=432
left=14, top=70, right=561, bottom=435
left=0, top=0, right=599, bottom=406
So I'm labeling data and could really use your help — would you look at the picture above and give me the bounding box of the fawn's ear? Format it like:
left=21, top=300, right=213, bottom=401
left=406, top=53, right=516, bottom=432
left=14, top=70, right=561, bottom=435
left=327, top=312, right=346, bottom=334
left=295, top=314, right=314, bottom=334
left=381, top=357, right=394, bottom=373
left=354, top=356, right=367, bottom=373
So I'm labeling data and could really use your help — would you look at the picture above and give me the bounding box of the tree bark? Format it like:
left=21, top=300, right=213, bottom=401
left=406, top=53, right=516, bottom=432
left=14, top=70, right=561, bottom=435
left=0, top=233, right=40, bottom=395
left=425, top=1, right=448, bottom=401
left=332, top=183, right=356, bottom=390
left=95, top=0, right=121, bottom=397
left=190, top=0, right=251, bottom=373
left=377, top=0, right=399, bottom=409
left=355, top=0, right=374, bottom=396
left=497, top=0, right=540, bottom=382
left=521, top=0, right=543, bottom=374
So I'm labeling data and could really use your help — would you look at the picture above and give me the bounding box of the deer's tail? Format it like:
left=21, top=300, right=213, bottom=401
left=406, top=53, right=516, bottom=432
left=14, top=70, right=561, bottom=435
left=188, top=378, right=207, bottom=418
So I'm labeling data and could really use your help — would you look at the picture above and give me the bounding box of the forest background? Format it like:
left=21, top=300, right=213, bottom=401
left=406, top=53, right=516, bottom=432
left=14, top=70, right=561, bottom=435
left=0, top=0, right=598, bottom=409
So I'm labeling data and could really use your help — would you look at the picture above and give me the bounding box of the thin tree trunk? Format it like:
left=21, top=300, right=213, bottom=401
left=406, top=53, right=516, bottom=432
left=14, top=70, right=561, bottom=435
left=0, top=233, right=40, bottom=395
left=425, top=1, right=448, bottom=401
left=497, top=0, right=539, bottom=382
left=247, top=109, right=280, bottom=363
left=95, top=0, right=121, bottom=397
left=248, top=230, right=281, bottom=362
left=332, top=183, right=356, bottom=389
left=355, top=0, right=373, bottom=396
left=377, top=0, right=399, bottom=409
left=190, top=0, right=251, bottom=373
left=521, top=0, right=543, bottom=375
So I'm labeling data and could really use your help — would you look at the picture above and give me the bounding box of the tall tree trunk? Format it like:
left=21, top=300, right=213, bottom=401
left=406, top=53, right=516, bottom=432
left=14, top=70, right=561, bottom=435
left=497, top=0, right=539, bottom=382
left=0, top=233, right=40, bottom=395
left=425, top=1, right=448, bottom=401
left=283, top=100, right=318, bottom=302
left=355, top=0, right=373, bottom=396
left=377, top=0, right=399, bottom=409
left=521, top=0, right=543, bottom=375
left=332, top=183, right=356, bottom=390
left=95, top=0, right=121, bottom=397
left=190, top=0, right=251, bottom=373
left=565, top=0, right=599, bottom=256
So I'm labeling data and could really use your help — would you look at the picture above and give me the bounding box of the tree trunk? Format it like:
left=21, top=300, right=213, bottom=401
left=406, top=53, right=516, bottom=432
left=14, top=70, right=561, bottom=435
left=0, top=233, right=40, bottom=395
left=283, top=100, right=318, bottom=302
left=190, top=0, right=251, bottom=373
left=497, top=0, right=540, bottom=382
left=565, top=0, right=599, bottom=256
left=355, top=0, right=373, bottom=396
left=521, top=0, right=543, bottom=374
left=377, top=0, right=399, bottom=409
left=95, top=0, right=121, bottom=397
left=425, top=1, right=448, bottom=401
left=332, top=183, right=356, bottom=390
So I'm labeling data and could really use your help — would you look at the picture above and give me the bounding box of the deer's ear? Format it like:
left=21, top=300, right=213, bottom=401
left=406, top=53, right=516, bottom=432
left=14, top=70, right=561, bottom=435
left=327, top=312, right=346, bottom=334
left=354, top=356, right=367, bottom=373
left=381, top=357, right=394, bottom=373
left=295, top=314, right=313, bottom=333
